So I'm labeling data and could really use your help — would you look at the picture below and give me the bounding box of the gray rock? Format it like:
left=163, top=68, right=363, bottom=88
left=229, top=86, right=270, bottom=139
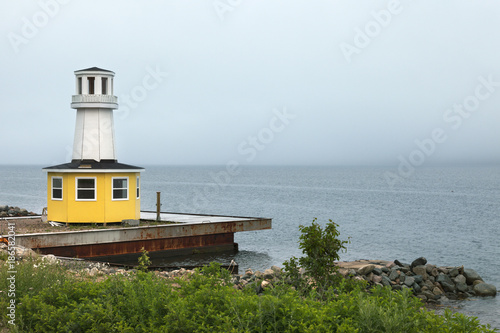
left=463, top=268, right=482, bottom=285
left=449, top=267, right=459, bottom=277
left=416, top=294, right=427, bottom=302
left=473, top=283, right=497, bottom=297
left=404, top=276, right=415, bottom=287
left=456, top=282, right=468, bottom=293
left=372, top=267, right=383, bottom=275
left=436, top=274, right=453, bottom=285
left=394, top=259, right=407, bottom=267
left=425, top=264, right=436, bottom=273
left=412, top=265, right=428, bottom=279
left=412, top=283, right=422, bottom=293
left=381, top=267, right=389, bottom=273
left=381, top=275, right=392, bottom=287
left=436, top=274, right=455, bottom=292
left=454, top=274, right=466, bottom=285
left=422, top=290, right=436, bottom=300
left=358, top=264, right=375, bottom=276
left=389, top=269, right=400, bottom=281
left=400, top=266, right=410, bottom=274
left=438, top=267, right=449, bottom=274
left=413, top=275, right=423, bottom=284
left=411, top=257, right=427, bottom=268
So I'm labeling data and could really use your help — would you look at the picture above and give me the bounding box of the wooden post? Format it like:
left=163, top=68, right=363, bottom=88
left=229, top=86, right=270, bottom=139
left=156, top=191, right=161, bottom=222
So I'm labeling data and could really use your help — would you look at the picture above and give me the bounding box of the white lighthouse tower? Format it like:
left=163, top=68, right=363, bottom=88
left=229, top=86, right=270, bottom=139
left=44, top=67, right=144, bottom=224
left=71, top=67, right=118, bottom=162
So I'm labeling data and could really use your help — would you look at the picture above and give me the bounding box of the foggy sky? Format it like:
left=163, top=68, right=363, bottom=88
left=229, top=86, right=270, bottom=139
left=1, top=0, right=499, bottom=166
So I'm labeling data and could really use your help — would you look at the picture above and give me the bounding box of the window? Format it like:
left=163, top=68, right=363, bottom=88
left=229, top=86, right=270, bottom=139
left=112, top=177, right=128, bottom=200
left=77, top=77, right=82, bottom=94
left=101, top=77, right=107, bottom=95
left=52, top=177, right=63, bottom=200
left=76, top=178, right=96, bottom=201
left=136, top=176, right=140, bottom=199
left=88, top=77, right=95, bottom=94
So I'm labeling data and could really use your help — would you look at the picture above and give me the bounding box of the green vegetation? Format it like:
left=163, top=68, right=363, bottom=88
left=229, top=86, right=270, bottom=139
left=137, top=247, right=152, bottom=272
left=0, top=219, right=497, bottom=332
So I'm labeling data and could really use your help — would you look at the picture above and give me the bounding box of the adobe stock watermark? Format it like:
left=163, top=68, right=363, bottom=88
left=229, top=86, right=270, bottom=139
left=7, top=0, right=71, bottom=54
left=213, top=0, right=242, bottom=22
left=339, top=0, right=403, bottom=63
left=175, top=107, right=296, bottom=212
left=115, top=65, right=168, bottom=121
left=384, top=74, right=499, bottom=187
left=5, top=219, right=17, bottom=326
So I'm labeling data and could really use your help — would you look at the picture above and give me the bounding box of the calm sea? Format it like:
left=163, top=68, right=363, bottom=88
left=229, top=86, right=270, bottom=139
left=1, top=165, right=498, bottom=328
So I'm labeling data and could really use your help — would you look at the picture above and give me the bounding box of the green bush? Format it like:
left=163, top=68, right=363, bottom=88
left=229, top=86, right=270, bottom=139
left=283, top=218, right=351, bottom=296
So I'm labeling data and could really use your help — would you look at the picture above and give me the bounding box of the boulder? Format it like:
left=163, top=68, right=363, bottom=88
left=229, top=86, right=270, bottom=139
left=456, top=282, right=468, bottom=293
left=412, top=283, right=421, bottom=293
left=412, top=265, right=428, bottom=280
left=372, top=275, right=382, bottom=284
left=394, top=260, right=409, bottom=267
left=473, top=283, right=497, bottom=297
left=463, top=268, right=482, bottom=285
left=263, top=269, right=275, bottom=280
left=357, top=264, right=375, bottom=276
left=261, top=280, right=272, bottom=290
left=413, top=275, right=423, bottom=284
left=404, top=276, right=415, bottom=287
left=372, top=267, right=383, bottom=276
left=271, top=265, right=282, bottom=275
left=449, top=267, right=459, bottom=277
left=381, top=275, right=392, bottom=287
left=454, top=274, right=466, bottom=285
left=411, top=257, right=427, bottom=268
left=389, top=269, right=400, bottom=281
left=425, top=264, right=436, bottom=273
left=432, top=287, right=444, bottom=296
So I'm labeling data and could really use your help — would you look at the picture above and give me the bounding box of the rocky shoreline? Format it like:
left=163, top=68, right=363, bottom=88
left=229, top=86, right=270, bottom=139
left=3, top=245, right=496, bottom=304
left=0, top=205, right=38, bottom=218
left=336, top=258, right=497, bottom=302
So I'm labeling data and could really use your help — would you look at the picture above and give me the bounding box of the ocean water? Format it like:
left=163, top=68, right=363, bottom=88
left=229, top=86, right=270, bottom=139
left=0, top=165, right=499, bottom=328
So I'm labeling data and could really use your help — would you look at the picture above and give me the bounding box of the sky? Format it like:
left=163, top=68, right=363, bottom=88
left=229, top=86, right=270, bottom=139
left=1, top=0, right=499, bottom=166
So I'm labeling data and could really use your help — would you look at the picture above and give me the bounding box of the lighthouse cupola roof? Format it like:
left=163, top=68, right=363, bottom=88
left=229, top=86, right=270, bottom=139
left=71, top=67, right=118, bottom=109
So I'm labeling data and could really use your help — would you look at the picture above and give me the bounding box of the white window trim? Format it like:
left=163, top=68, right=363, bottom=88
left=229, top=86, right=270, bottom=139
left=51, top=177, right=63, bottom=201
left=136, top=176, right=140, bottom=199
left=76, top=177, right=97, bottom=201
left=112, top=176, right=129, bottom=201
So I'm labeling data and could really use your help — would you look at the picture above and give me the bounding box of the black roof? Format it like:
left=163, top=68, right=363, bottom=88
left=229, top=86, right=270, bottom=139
left=75, top=67, right=114, bottom=73
left=44, top=160, right=143, bottom=170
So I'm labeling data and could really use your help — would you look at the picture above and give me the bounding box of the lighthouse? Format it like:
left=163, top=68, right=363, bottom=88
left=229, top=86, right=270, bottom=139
left=43, top=67, right=144, bottom=223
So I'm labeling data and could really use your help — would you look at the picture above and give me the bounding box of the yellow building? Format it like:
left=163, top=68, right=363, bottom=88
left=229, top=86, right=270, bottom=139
left=44, top=68, right=144, bottom=223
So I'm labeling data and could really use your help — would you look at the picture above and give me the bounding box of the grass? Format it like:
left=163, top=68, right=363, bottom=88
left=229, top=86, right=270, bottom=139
left=0, top=259, right=497, bottom=332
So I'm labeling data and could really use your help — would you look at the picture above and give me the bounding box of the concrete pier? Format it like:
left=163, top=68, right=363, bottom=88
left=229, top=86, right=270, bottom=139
left=15, top=212, right=271, bottom=261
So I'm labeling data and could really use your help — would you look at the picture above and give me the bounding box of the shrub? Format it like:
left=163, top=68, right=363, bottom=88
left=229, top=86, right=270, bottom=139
left=283, top=218, right=350, bottom=296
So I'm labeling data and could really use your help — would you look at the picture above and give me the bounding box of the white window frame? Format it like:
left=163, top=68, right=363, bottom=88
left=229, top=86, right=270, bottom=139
left=51, top=177, right=63, bottom=201
left=76, top=177, right=97, bottom=201
left=136, top=176, right=140, bottom=199
left=112, top=177, right=129, bottom=201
